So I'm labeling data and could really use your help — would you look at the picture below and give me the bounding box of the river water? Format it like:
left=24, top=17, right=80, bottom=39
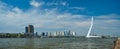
left=0, top=38, right=116, bottom=49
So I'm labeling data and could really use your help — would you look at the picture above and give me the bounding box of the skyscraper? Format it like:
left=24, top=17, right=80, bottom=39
left=28, top=25, right=34, bottom=33
left=25, top=25, right=34, bottom=37
left=25, top=27, right=28, bottom=33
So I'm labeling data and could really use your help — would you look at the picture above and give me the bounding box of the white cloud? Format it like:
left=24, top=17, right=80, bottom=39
left=47, top=2, right=58, bottom=6
left=96, top=14, right=120, bottom=19
left=61, top=2, right=67, bottom=6
left=12, top=7, right=22, bottom=13
left=46, top=1, right=67, bottom=6
left=30, top=0, right=44, bottom=7
left=74, top=21, right=90, bottom=27
left=70, top=7, right=85, bottom=10
left=0, top=4, right=90, bottom=33
left=105, top=19, right=119, bottom=23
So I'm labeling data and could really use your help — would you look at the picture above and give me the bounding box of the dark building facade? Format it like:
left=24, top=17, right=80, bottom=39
left=25, top=25, right=34, bottom=37
left=28, top=25, right=34, bottom=33
left=42, top=32, right=45, bottom=36
left=25, top=27, right=28, bottom=33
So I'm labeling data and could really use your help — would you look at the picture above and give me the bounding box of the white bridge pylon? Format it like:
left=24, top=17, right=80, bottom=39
left=86, top=16, right=101, bottom=38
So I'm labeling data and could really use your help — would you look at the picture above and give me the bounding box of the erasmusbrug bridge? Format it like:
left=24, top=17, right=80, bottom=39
left=86, top=16, right=101, bottom=38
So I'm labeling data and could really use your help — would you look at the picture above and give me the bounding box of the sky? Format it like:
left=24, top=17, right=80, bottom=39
left=0, top=0, right=120, bottom=36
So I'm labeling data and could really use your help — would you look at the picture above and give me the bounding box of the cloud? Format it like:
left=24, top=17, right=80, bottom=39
left=70, top=7, right=85, bottom=10
left=0, top=2, right=90, bottom=33
left=30, top=0, right=44, bottom=7
left=61, top=2, right=67, bottom=6
left=96, top=14, right=120, bottom=20
left=105, top=19, right=119, bottom=23
left=12, top=7, right=22, bottom=13
left=46, top=1, right=67, bottom=6
left=46, top=2, right=58, bottom=6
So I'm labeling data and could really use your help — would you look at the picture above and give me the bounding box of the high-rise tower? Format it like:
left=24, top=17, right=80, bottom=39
left=25, top=27, right=28, bottom=33
left=28, top=25, right=34, bottom=33
left=25, top=25, right=34, bottom=37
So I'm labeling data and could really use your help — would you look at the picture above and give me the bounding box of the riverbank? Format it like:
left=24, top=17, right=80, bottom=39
left=113, top=38, right=120, bottom=49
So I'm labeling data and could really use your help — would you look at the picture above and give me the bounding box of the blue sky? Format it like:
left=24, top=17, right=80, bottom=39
left=0, top=0, right=120, bottom=36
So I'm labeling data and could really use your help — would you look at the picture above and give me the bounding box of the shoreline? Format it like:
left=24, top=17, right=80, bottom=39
left=113, top=38, right=120, bottom=49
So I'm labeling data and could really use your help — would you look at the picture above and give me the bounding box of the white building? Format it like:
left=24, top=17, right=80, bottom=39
left=72, top=32, right=76, bottom=36
left=47, top=32, right=51, bottom=36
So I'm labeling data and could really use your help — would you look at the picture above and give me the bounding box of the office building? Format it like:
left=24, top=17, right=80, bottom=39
left=42, top=32, right=45, bottom=36
left=25, top=27, right=28, bottom=33
left=28, top=25, right=34, bottom=33
left=25, top=25, right=34, bottom=37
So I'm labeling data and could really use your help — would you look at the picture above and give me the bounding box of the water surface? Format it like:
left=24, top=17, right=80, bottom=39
left=0, top=38, right=115, bottom=49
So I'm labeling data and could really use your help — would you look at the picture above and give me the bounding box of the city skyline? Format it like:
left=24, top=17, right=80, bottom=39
left=0, top=0, right=120, bottom=36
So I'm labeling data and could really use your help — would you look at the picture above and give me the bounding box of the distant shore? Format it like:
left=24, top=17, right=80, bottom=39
left=0, top=33, right=118, bottom=38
